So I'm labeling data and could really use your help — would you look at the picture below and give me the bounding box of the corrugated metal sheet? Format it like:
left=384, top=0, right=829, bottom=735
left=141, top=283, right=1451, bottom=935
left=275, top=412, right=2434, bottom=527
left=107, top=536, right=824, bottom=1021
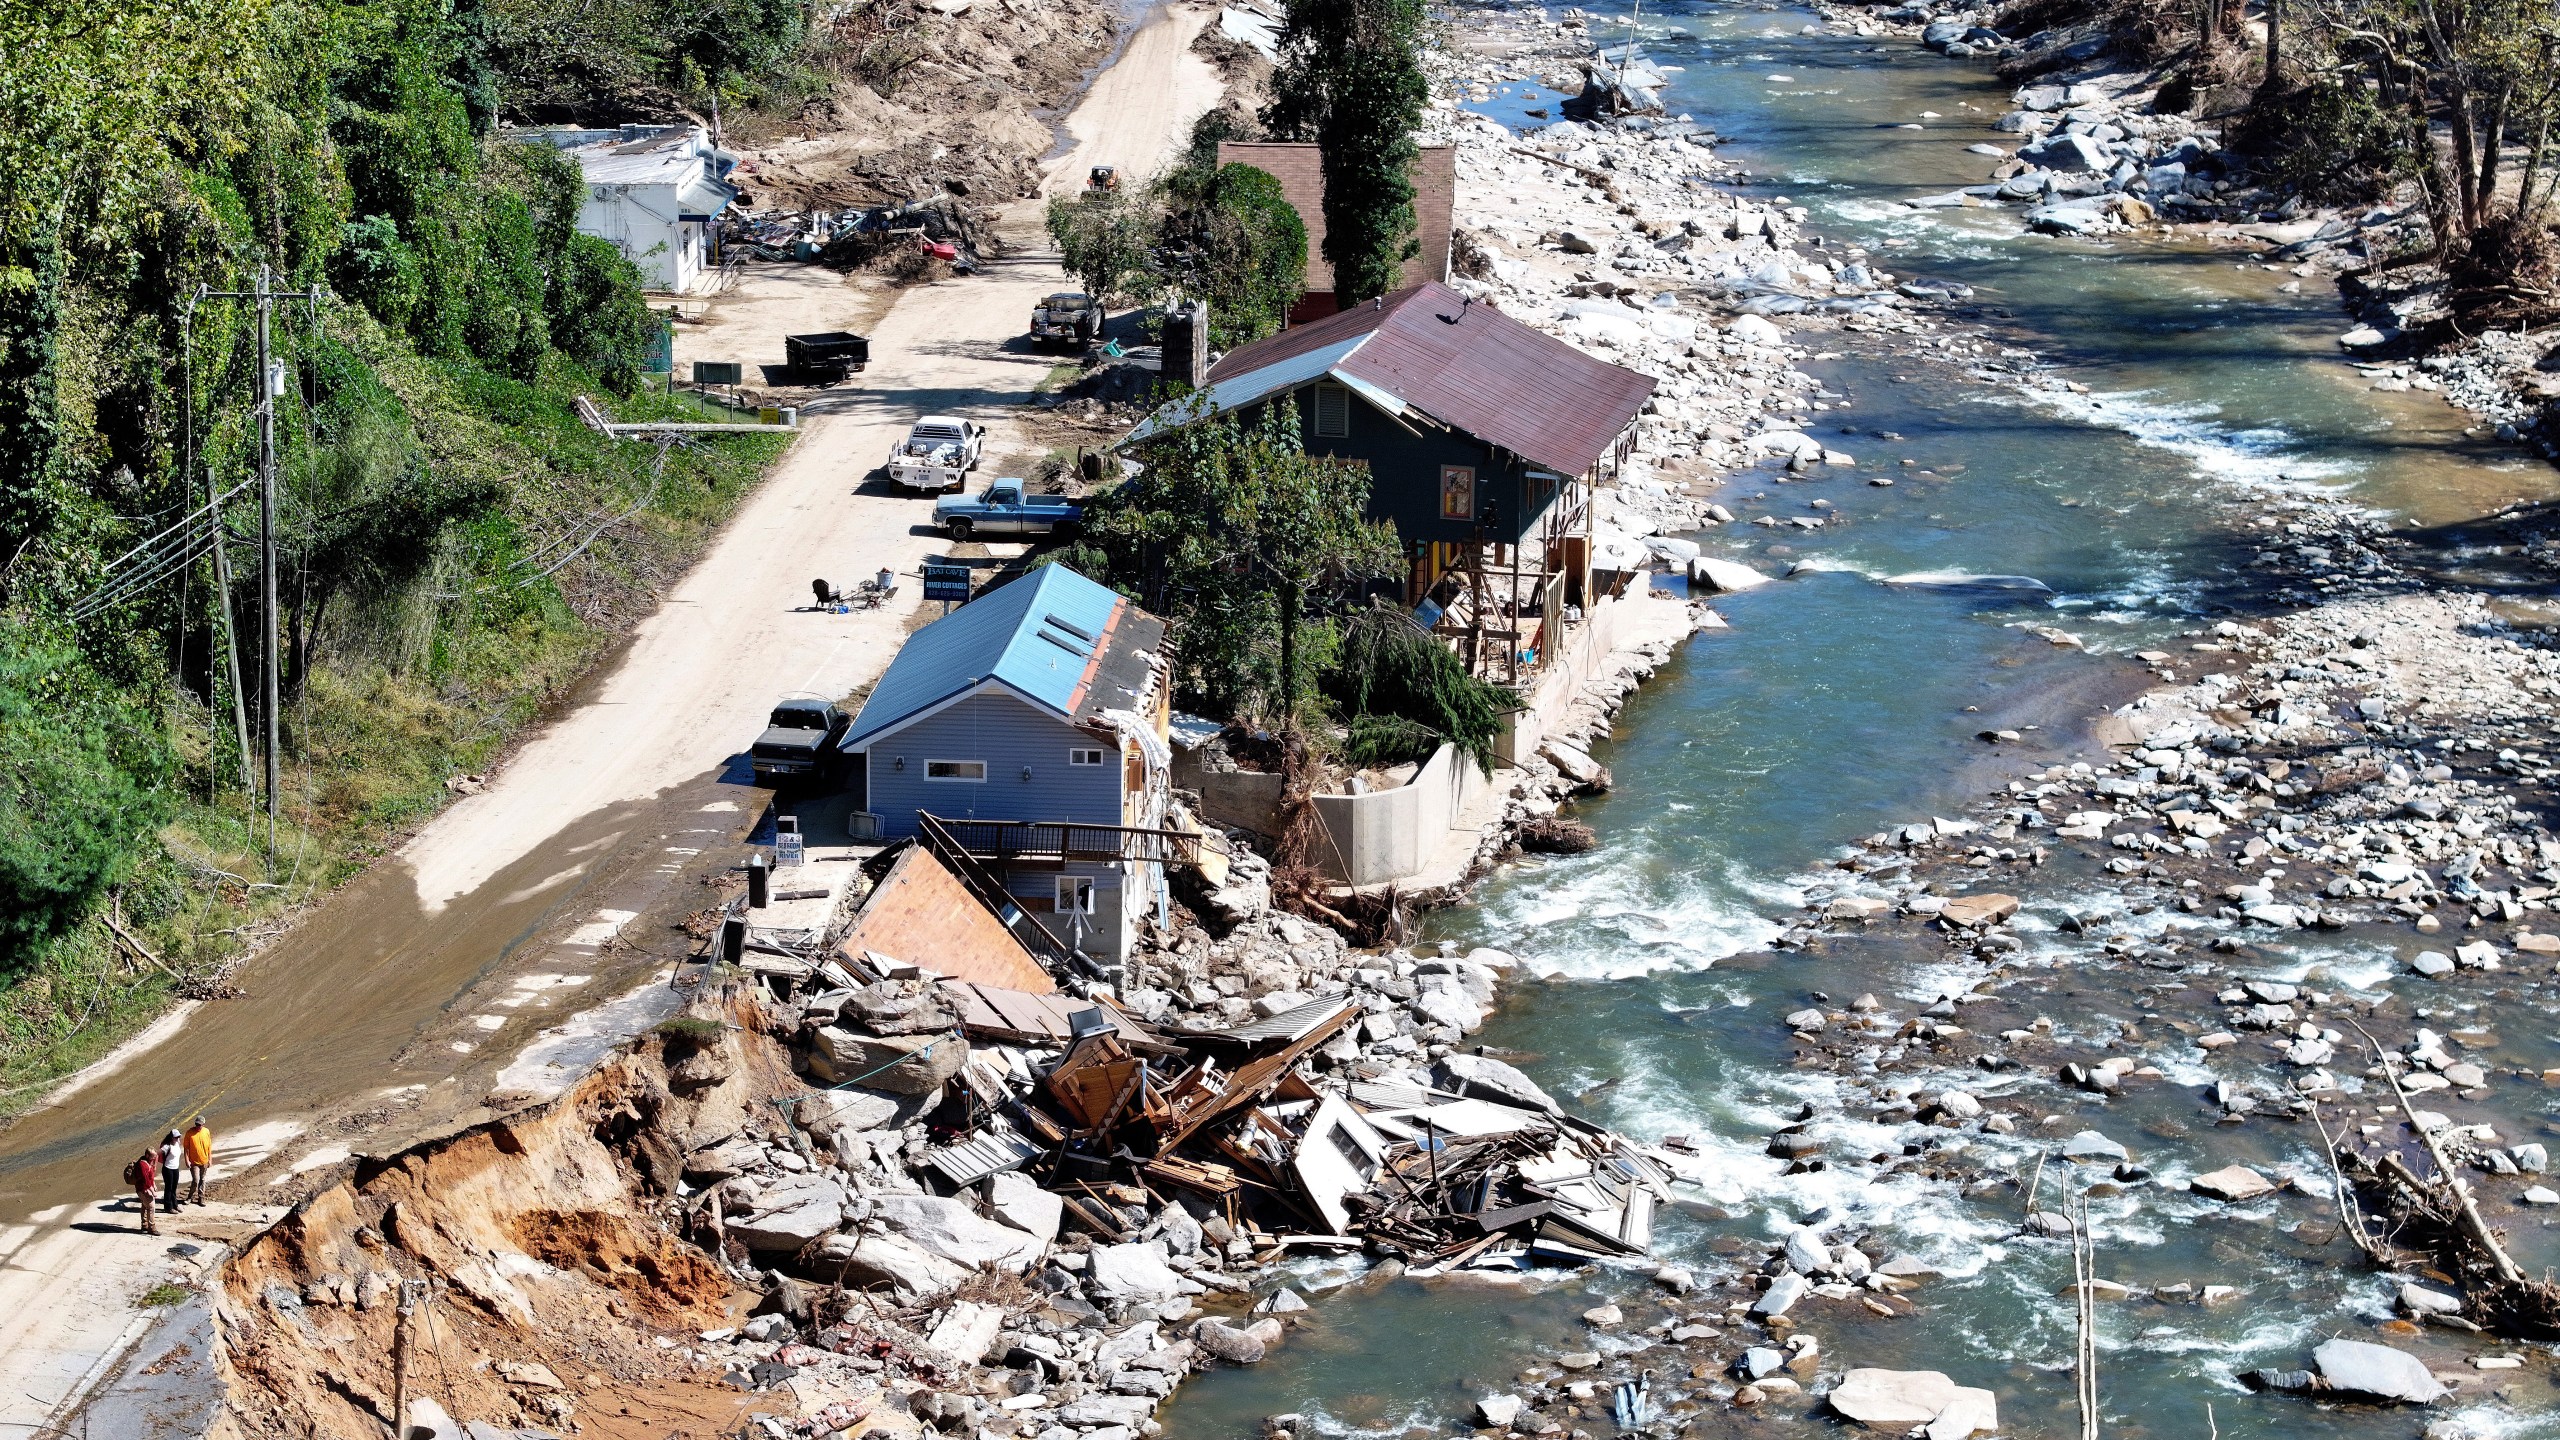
left=1338, top=284, right=1655, bottom=478
left=922, top=1119, right=1042, bottom=1186
left=844, top=565, right=1162, bottom=750
left=1185, top=993, right=1359, bottom=1046
left=1163, top=283, right=1655, bottom=479
left=1123, top=336, right=1366, bottom=444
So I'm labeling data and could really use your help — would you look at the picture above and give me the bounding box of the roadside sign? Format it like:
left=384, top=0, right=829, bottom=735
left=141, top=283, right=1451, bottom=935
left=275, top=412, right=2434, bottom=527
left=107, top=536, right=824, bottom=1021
left=922, top=560, right=973, bottom=604
left=693, top=360, right=744, bottom=386
left=774, top=814, right=806, bottom=868
left=647, top=312, right=675, bottom=373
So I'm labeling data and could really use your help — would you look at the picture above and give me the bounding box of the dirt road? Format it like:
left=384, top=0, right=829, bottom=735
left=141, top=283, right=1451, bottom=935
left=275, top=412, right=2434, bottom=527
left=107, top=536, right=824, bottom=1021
left=0, top=9, right=1219, bottom=1430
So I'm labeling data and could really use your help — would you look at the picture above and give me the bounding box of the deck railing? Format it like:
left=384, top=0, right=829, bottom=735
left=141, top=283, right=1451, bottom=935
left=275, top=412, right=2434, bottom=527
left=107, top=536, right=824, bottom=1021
left=920, top=813, right=1205, bottom=868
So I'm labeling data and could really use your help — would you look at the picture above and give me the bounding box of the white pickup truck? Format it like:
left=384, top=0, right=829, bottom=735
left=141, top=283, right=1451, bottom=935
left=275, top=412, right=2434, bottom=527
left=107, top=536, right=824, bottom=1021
left=886, top=416, right=984, bottom=493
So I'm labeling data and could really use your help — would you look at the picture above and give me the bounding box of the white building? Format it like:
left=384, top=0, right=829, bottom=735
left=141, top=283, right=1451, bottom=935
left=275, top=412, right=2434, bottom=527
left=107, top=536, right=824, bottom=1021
left=515, top=125, right=740, bottom=295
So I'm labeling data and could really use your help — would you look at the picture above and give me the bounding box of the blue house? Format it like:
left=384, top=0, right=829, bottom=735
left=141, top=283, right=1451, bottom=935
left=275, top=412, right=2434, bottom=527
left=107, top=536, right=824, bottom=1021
left=841, top=564, right=1172, bottom=967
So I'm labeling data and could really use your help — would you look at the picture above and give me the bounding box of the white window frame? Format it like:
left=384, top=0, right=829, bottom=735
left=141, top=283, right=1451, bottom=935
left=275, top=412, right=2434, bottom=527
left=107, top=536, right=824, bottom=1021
left=1311, top=384, right=1351, bottom=438
left=1056, top=875, right=1096, bottom=914
left=1068, top=747, right=1108, bottom=766
left=923, top=759, right=987, bottom=782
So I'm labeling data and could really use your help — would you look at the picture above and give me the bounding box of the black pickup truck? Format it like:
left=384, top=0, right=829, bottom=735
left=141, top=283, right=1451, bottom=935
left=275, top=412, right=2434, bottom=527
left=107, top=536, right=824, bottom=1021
left=749, top=698, right=850, bottom=787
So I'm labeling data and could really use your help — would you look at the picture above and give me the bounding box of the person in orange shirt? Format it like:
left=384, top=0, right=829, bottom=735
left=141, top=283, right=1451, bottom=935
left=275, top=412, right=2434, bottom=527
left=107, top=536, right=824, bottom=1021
left=181, top=1119, right=213, bottom=1203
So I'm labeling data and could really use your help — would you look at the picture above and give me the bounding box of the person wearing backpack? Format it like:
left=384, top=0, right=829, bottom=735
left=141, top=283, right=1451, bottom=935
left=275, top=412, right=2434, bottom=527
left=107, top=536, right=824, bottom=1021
left=128, top=1149, right=159, bottom=1235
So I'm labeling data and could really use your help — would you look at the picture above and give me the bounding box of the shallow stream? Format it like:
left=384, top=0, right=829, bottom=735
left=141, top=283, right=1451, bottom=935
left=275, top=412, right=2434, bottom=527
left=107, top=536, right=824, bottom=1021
left=1163, top=9, right=2560, bottom=1439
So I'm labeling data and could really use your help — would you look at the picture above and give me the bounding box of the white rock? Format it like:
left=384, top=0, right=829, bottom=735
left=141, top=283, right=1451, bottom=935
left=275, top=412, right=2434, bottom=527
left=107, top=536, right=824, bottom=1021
left=1088, top=1242, right=1185, bottom=1301
left=1689, top=556, right=1770, bottom=593
left=1728, top=314, right=1785, bottom=345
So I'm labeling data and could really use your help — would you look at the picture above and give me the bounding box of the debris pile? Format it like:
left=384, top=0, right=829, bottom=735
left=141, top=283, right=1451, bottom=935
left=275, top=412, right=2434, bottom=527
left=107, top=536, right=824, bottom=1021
left=725, top=835, right=1675, bottom=1281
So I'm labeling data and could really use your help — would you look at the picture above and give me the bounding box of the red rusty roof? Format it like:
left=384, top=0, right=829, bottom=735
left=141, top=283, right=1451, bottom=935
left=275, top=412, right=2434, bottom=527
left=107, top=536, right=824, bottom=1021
left=1199, top=282, right=1655, bottom=477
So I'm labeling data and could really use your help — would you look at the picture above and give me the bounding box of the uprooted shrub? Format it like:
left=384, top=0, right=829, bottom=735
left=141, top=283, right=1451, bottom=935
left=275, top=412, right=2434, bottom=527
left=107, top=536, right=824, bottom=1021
left=2449, top=208, right=2560, bottom=328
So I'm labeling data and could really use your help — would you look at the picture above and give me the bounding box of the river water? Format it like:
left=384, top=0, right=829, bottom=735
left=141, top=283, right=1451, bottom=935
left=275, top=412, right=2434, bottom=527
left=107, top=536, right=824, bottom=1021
left=1163, top=8, right=2560, bottom=1440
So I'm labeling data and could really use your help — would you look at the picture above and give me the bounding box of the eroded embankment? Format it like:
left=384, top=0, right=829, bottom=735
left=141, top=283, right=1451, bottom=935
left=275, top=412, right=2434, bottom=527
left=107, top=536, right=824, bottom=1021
left=220, top=1001, right=796, bottom=1439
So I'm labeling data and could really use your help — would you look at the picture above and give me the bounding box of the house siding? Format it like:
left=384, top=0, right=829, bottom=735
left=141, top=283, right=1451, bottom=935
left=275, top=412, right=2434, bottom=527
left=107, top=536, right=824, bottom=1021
left=1248, top=388, right=1550, bottom=549
left=861, top=690, right=1124, bottom=839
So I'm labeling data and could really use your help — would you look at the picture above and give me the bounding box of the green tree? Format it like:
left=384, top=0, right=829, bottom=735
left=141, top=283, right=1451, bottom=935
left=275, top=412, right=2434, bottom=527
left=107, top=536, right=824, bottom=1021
left=0, top=639, right=175, bottom=970
left=0, top=229, right=65, bottom=555
left=1154, top=163, right=1307, bottom=348
left=1327, top=604, right=1507, bottom=771
left=1045, top=186, right=1159, bottom=323
left=1263, top=0, right=1427, bottom=304
left=1082, top=401, right=1395, bottom=722
left=548, top=235, right=663, bottom=392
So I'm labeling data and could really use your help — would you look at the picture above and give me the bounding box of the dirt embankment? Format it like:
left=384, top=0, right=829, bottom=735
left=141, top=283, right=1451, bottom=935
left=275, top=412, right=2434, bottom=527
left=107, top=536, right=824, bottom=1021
left=219, top=999, right=800, bottom=1439
left=736, top=0, right=1129, bottom=215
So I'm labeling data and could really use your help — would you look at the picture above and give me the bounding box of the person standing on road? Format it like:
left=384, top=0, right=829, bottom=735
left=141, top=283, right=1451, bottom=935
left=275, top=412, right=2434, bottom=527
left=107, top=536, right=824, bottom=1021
left=131, top=1148, right=159, bottom=1235
left=159, top=1130, right=184, bottom=1215
left=182, top=1119, right=213, bottom=1203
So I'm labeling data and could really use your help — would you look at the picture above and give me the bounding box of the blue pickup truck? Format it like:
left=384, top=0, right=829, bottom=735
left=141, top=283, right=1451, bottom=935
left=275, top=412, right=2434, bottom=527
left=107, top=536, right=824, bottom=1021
left=932, top=478, right=1084, bottom=540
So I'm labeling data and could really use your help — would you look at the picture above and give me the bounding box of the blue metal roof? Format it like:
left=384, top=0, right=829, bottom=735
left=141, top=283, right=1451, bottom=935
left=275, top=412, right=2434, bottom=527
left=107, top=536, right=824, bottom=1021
left=842, top=564, right=1126, bottom=750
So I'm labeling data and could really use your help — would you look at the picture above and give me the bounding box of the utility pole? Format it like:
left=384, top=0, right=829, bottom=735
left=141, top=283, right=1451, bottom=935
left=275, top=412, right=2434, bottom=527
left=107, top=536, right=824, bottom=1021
left=195, top=266, right=323, bottom=855
left=256, top=264, right=280, bottom=847
left=181, top=291, right=256, bottom=801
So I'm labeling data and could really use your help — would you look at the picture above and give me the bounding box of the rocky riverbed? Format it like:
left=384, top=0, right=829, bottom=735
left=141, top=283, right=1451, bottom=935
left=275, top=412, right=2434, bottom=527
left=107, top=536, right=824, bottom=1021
left=1804, top=0, right=2560, bottom=454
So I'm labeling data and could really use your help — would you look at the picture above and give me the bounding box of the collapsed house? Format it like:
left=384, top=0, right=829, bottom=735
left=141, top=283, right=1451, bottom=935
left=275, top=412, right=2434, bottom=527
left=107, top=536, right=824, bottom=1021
left=715, top=814, right=1670, bottom=1288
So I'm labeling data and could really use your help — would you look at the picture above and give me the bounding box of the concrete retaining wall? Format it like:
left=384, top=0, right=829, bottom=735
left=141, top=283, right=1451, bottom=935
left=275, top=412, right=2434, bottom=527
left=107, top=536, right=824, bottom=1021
left=1303, top=591, right=1644, bottom=886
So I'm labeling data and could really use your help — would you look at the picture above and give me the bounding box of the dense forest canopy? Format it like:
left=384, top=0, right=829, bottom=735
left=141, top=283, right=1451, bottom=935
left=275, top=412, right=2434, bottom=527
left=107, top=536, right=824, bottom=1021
left=0, top=0, right=804, bottom=1074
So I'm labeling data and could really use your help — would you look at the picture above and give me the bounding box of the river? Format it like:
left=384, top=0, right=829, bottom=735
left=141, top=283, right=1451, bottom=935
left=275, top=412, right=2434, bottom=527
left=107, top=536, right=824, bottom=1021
left=1161, top=7, right=2560, bottom=1440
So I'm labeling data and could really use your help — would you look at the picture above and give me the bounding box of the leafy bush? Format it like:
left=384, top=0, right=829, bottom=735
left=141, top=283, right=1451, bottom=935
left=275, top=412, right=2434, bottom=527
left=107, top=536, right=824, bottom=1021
left=0, top=641, right=175, bottom=971
left=2233, top=80, right=2410, bottom=203
left=547, top=234, right=660, bottom=393
left=332, top=214, right=424, bottom=328
left=1155, top=163, right=1307, bottom=348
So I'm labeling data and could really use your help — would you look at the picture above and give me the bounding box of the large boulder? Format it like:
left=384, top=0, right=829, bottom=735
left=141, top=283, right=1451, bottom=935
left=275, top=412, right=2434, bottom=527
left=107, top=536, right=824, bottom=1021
left=726, top=1175, right=847, bottom=1252
left=1413, top=978, right=1487, bottom=1034
left=1829, top=1370, right=1997, bottom=1437
left=2019, top=130, right=2114, bottom=172
left=814, top=1231, right=970, bottom=1301
left=1087, top=1242, right=1184, bottom=1302
left=1192, top=1319, right=1267, bottom=1365
left=809, top=1028, right=965, bottom=1094
left=1415, top=958, right=1500, bottom=1007
left=793, top=1088, right=906, bottom=1139
left=1829, top=1369, right=1958, bottom=1426
left=2190, top=1165, right=2274, bottom=1202
left=2311, top=1339, right=2448, bottom=1404
left=986, top=1170, right=1064, bottom=1244
left=1938, top=894, right=2020, bottom=928
left=872, top=1194, right=1045, bottom=1273
left=1689, top=556, right=1770, bottom=593
left=842, top=982, right=960, bottom=1036
left=1435, top=1053, right=1560, bottom=1113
